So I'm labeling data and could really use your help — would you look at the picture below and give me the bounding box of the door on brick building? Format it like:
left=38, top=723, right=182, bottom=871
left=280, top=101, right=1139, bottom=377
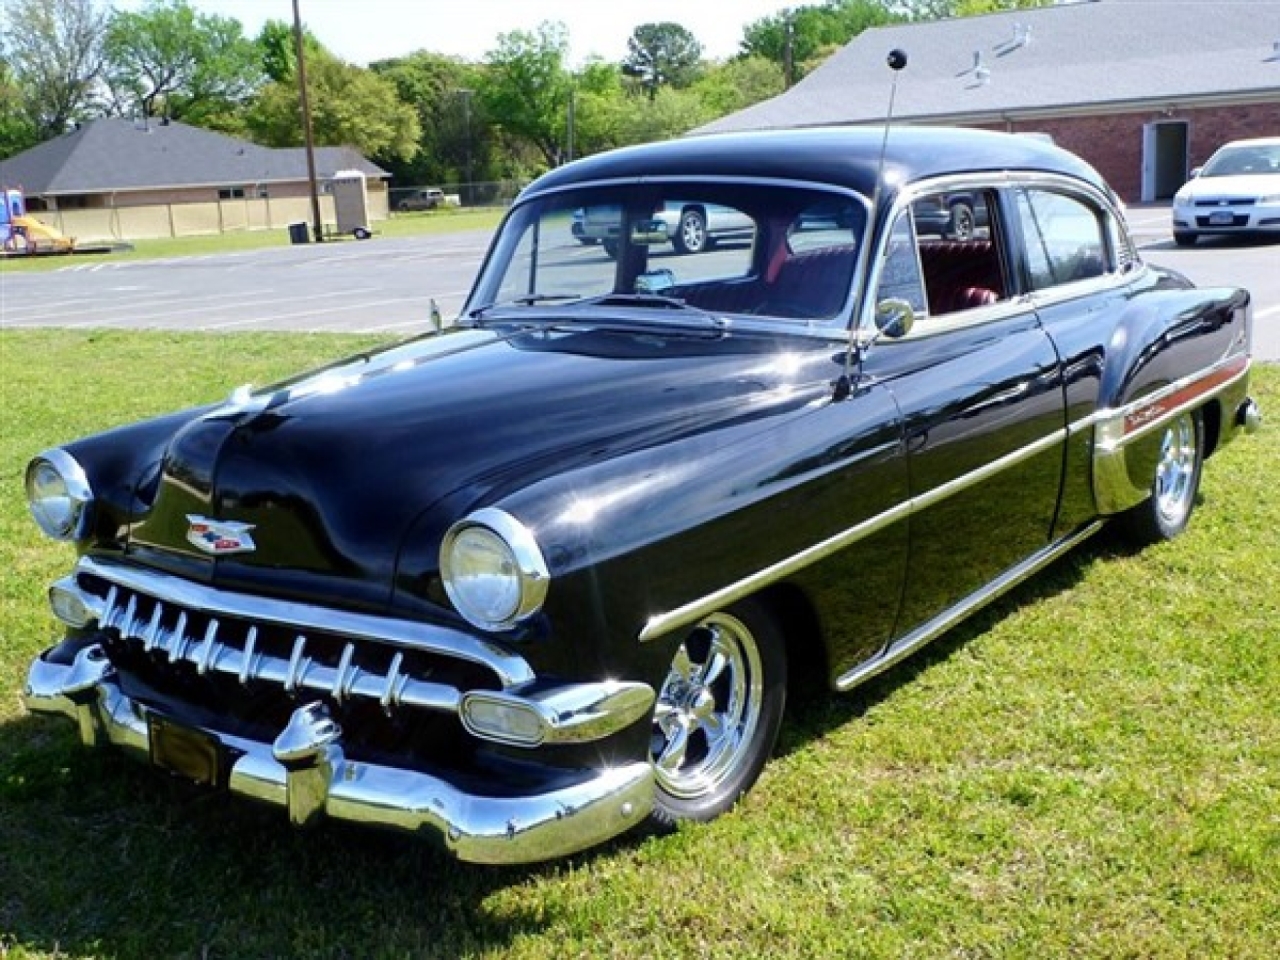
left=1141, top=121, right=1189, bottom=202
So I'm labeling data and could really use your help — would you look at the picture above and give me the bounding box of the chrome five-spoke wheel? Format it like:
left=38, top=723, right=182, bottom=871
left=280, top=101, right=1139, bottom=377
left=1119, top=409, right=1204, bottom=544
left=649, top=599, right=786, bottom=827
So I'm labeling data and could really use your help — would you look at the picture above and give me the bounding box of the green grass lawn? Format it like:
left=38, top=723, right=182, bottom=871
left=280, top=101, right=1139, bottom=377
left=1, top=331, right=1276, bottom=959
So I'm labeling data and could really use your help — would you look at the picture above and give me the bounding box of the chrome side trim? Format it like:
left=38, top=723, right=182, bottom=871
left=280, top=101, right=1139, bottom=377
left=836, top=520, right=1104, bottom=691
left=639, top=426, right=1064, bottom=643
left=71, top=555, right=534, bottom=687
left=1093, top=354, right=1250, bottom=515
left=24, top=649, right=654, bottom=865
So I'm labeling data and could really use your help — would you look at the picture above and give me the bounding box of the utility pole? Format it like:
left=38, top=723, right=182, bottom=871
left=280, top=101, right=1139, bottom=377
left=292, top=0, right=324, bottom=242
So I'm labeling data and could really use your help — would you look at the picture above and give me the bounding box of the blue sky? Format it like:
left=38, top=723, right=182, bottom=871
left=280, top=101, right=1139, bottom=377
left=109, top=0, right=802, bottom=66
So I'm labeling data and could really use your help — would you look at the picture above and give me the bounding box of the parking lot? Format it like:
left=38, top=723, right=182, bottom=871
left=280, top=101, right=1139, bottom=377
left=2, top=206, right=1277, bottom=360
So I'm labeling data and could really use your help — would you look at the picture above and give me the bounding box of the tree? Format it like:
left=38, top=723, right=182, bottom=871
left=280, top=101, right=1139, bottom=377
left=1, top=0, right=107, bottom=140
left=479, top=22, right=573, bottom=169
left=622, top=22, right=702, bottom=101
left=256, top=17, right=324, bottom=84
left=691, top=55, right=785, bottom=117
left=741, top=1, right=894, bottom=84
left=886, top=0, right=1051, bottom=18
left=245, top=51, right=420, bottom=164
left=102, top=0, right=262, bottom=126
left=371, top=51, right=493, bottom=186
left=617, top=86, right=713, bottom=146
left=0, top=57, right=38, bottom=158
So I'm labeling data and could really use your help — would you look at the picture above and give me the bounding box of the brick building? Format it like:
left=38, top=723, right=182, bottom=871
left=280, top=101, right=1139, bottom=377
left=698, top=0, right=1280, bottom=203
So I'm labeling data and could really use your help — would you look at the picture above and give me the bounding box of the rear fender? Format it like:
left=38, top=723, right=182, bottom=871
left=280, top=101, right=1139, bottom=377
left=1092, top=283, right=1251, bottom=515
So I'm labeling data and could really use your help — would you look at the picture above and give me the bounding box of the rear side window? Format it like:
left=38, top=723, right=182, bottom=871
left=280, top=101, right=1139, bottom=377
left=1014, top=189, right=1108, bottom=291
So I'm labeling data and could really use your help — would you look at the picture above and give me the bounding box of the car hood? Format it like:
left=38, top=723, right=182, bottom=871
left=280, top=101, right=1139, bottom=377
left=1180, top=173, right=1280, bottom=199
left=125, top=321, right=839, bottom=609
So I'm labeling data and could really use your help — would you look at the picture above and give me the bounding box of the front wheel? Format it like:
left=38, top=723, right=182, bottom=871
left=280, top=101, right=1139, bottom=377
left=1117, top=410, right=1203, bottom=544
left=1173, top=231, right=1198, bottom=247
left=649, top=597, right=787, bottom=828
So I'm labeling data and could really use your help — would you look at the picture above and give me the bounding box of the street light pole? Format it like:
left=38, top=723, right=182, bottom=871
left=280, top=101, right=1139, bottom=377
left=458, top=89, right=473, bottom=207
left=292, top=0, right=324, bottom=242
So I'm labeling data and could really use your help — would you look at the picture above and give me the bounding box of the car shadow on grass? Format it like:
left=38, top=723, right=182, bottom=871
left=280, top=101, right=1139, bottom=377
left=777, top=527, right=1125, bottom=753
left=0, top=713, right=579, bottom=959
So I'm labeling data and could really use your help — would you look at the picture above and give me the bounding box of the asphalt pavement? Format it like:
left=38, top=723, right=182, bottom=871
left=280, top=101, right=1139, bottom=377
left=2, top=206, right=1277, bottom=361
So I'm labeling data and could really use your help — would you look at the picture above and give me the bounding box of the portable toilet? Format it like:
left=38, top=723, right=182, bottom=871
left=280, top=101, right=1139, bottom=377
left=330, top=170, right=371, bottom=239
left=1, top=188, right=24, bottom=247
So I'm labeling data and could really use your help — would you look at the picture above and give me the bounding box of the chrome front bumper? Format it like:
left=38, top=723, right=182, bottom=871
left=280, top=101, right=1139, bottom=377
left=25, top=645, right=655, bottom=864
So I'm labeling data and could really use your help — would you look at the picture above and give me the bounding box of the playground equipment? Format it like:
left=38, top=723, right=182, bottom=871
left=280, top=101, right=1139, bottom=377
left=2, top=187, right=76, bottom=254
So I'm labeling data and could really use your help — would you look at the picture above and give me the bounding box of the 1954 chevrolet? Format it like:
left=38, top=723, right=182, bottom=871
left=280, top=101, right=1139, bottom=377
left=23, top=126, right=1260, bottom=863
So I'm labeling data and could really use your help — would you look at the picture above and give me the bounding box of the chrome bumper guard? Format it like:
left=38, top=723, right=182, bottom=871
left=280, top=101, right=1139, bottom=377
left=25, top=645, right=655, bottom=864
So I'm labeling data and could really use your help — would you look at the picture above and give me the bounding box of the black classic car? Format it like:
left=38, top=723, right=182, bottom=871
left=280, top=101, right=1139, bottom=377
left=24, top=126, right=1260, bottom=864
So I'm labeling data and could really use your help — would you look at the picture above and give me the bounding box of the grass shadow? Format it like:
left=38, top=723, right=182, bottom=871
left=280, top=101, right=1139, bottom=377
left=0, top=712, right=591, bottom=959
left=777, top=529, right=1115, bottom=754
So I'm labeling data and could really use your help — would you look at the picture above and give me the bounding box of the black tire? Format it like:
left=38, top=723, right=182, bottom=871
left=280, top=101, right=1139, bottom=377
left=1173, top=231, right=1198, bottom=247
left=397, top=202, right=410, bottom=212
left=352, top=227, right=371, bottom=240
left=945, top=202, right=976, bottom=241
left=1116, top=410, right=1203, bottom=545
left=671, top=207, right=708, bottom=254
left=648, top=596, right=787, bottom=828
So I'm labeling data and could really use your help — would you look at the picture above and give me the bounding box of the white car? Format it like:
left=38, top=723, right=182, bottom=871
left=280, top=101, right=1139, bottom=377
left=1171, top=137, right=1280, bottom=246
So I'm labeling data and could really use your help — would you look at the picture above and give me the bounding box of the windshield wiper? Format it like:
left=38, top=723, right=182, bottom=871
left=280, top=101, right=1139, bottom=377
left=574, top=292, right=719, bottom=320
left=468, top=293, right=584, bottom=319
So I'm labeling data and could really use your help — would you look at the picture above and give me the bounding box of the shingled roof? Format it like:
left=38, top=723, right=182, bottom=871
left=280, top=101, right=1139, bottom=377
left=0, top=117, right=387, bottom=197
left=699, top=0, right=1280, bottom=134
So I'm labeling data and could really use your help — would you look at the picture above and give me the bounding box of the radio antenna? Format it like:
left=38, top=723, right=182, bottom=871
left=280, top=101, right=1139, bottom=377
left=835, top=48, right=908, bottom=402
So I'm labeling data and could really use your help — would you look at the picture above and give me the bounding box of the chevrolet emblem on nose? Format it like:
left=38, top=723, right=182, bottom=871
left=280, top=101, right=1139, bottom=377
left=186, top=515, right=256, bottom=555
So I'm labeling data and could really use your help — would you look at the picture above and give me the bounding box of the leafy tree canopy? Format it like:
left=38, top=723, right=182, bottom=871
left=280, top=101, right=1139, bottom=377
left=1, top=0, right=107, bottom=140
left=741, top=0, right=894, bottom=83
left=245, top=49, right=420, bottom=164
left=256, top=18, right=326, bottom=84
left=478, top=21, right=572, bottom=168
left=622, top=22, right=703, bottom=100
left=371, top=50, right=490, bottom=186
left=102, top=0, right=262, bottom=127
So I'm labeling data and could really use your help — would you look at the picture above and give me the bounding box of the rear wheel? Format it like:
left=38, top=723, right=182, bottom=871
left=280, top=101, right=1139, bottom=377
left=945, top=202, right=976, bottom=240
left=649, top=597, right=787, bottom=828
left=1117, top=410, right=1203, bottom=544
left=671, top=208, right=708, bottom=254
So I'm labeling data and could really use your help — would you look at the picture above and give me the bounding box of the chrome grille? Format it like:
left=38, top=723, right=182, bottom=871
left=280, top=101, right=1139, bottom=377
left=96, top=581, right=463, bottom=713
left=59, top=552, right=536, bottom=720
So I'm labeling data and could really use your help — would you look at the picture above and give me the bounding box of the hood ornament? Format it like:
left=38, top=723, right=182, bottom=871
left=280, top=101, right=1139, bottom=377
left=186, top=515, right=257, bottom=555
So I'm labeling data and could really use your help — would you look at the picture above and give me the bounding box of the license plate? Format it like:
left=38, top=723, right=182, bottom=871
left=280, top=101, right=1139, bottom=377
left=148, top=715, right=225, bottom=787
left=1209, top=210, right=1235, bottom=225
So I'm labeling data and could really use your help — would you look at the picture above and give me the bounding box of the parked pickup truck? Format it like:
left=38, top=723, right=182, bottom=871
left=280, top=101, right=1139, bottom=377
left=398, top=188, right=447, bottom=212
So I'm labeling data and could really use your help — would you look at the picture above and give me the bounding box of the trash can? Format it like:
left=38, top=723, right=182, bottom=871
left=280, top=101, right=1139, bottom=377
left=288, top=222, right=309, bottom=245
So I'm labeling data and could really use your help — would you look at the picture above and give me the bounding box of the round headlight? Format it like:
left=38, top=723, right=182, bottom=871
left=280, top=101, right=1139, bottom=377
left=440, top=508, right=549, bottom=631
left=25, top=448, right=93, bottom=541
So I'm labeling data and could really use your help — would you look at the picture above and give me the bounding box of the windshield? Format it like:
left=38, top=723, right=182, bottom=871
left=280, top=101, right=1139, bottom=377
left=467, top=181, right=868, bottom=327
left=1201, top=143, right=1280, bottom=178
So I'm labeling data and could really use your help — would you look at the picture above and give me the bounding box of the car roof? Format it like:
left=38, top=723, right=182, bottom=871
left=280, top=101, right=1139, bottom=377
left=1213, top=137, right=1280, bottom=150
left=521, top=126, right=1109, bottom=202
